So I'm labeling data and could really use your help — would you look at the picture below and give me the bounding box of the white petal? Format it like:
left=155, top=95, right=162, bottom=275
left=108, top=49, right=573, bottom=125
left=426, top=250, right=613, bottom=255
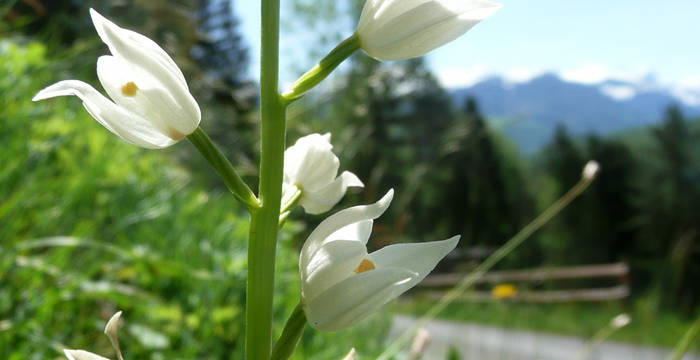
left=325, top=219, right=374, bottom=245
left=89, top=8, right=200, bottom=133
left=357, top=0, right=501, bottom=60
left=301, top=239, right=368, bottom=303
left=104, top=311, right=123, bottom=360
left=63, top=349, right=110, bottom=360
left=300, top=190, right=394, bottom=270
left=369, top=236, right=459, bottom=287
left=96, top=56, right=191, bottom=140
left=304, top=267, right=417, bottom=331
left=104, top=311, right=122, bottom=336
left=33, top=80, right=176, bottom=149
left=358, top=0, right=427, bottom=32
left=301, top=171, right=364, bottom=215
left=284, top=134, right=339, bottom=190
left=90, top=9, right=186, bottom=88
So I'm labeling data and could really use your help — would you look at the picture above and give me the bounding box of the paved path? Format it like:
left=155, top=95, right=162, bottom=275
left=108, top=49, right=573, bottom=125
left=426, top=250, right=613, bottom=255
left=388, top=315, right=699, bottom=360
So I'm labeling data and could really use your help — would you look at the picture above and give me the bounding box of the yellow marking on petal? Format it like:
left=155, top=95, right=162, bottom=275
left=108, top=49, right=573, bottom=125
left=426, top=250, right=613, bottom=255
left=353, top=258, right=376, bottom=274
left=120, top=81, right=138, bottom=96
left=164, top=127, right=185, bottom=141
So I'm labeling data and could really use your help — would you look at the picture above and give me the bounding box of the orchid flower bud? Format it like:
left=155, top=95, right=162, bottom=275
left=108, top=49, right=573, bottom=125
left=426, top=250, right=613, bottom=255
left=582, top=160, right=601, bottom=180
left=611, top=313, right=631, bottom=329
left=283, top=133, right=363, bottom=215
left=33, top=9, right=201, bottom=149
left=356, top=0, right=501, bottom=61
left=299, top=189, right=459, bottom=331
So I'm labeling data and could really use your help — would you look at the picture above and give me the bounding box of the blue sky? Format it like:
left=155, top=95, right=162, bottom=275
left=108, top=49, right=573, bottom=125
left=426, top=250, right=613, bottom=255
left=234, top=0, right=700, bottom=91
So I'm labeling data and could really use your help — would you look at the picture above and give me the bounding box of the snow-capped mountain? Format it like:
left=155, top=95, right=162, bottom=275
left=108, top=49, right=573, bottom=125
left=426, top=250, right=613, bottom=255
left=449, top=73, right=700, bottom=154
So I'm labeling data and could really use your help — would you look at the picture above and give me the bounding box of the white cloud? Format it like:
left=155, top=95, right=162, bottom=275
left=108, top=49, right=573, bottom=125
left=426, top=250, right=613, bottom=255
left=679, top=75, right=700, bottom=89
left=560, top=63, right=612, bottom=84
left=504, top=67, right=545, bottom=84
left=600, top=84, right=637, bottom=101
left=432, top=63, right=700, bottom=107
left=435, top=65, right=490, bottom=89
left=671, top=75, right=700, bottom=106
left=559, top=62, right=653, bottom=85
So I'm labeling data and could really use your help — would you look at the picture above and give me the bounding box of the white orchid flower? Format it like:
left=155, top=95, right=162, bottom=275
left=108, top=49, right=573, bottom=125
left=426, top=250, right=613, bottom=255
left=300, top=190, right=459, bottom=331
left=64, top=311, right=125, bottom=360
left=33, top=9, right=201, bottom=149
left=282, top=133, right=363, bottom=215
left=356, top=0, right=501, bottom=61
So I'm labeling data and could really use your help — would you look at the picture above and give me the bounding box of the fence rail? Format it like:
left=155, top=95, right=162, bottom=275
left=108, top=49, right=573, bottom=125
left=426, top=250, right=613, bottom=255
left=420, top=262, right=630, bottom=303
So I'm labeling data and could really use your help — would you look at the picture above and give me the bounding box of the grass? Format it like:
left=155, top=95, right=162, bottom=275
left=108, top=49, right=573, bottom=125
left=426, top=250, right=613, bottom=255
left=0, top=40, right=391, bottom=360
left=2, top=39, right=697, bottom=360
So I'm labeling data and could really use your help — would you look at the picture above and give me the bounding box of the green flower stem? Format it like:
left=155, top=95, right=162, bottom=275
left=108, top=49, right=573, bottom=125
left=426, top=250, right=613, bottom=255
left=246, top=0, right=286, bottom=359
left=271, top=302, right=307, bottom=360
left=667, top=315, right=700, bottom=360
left=186, top=127, right=259, bottom=210
left=281, top=33, right=360, bottom=101
left=573, top=323, right=623, bottom=360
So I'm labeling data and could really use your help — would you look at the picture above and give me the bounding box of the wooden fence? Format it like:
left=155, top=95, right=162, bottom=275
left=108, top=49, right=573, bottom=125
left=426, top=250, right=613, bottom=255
left=420, top=262, right=630, bottom=303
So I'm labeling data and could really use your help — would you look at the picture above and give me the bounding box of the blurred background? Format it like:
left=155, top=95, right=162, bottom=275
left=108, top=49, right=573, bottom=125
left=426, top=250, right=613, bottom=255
left=1, top=0, right=699, bottom=359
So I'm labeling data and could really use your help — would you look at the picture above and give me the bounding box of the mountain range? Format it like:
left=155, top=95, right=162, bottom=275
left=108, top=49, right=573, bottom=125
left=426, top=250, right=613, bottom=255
left=449, top=74, right=700, bottom=154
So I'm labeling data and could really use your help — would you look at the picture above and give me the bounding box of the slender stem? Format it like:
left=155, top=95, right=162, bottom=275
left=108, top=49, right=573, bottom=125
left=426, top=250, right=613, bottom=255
left=246, top=0, right=285, bottom=359
left=271, top=302, right=307, bottom=360
left=378, top=174, right=597, bottom=360
left=279, top=187, right=302, bottom=226
left=281, top=33, right=360, bottom=101
left=572, top=323, right=620, bottom=360
left=187, top=127, right=259, bottom=209
left=280, top=185, right=302, bottom=214
left=667, top=315, right=700, bottom=360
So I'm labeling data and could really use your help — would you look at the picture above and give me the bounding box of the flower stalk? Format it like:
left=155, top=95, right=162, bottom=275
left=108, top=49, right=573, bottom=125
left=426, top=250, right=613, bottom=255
left=271, top=302, right=307, bottom=360
left=245, top=0, right=286, bottom=358
left=186, top=127, right=259, bottom=209
left=282, top=34, right=360, bottom=101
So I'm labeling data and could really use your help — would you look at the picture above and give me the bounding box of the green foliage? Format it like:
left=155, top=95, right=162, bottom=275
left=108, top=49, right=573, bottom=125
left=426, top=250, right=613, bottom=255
left=446, top=346, right=462, bottom=360
left=638, top=107, right=700, bottom=315
left=433, top=98, right=537, bottom=264
left=1, top=39, right=245, bottom=358
left=536, top=109, right=700, bottom=313
left=0, top=40, right=390, bottom=359
left=3, top=0, right=700, bottom=356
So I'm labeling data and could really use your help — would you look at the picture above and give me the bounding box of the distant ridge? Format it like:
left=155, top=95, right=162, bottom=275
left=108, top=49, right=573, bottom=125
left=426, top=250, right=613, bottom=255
left=449, top=73, right=700, bottom=154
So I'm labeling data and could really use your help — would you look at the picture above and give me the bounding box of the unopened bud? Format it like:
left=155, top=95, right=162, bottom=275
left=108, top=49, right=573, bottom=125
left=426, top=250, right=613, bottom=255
left=582, top=160, right=600, bottom=180
left=611, top=313, right=631, bottom=329
left=410, top=328, right=431, bottom=356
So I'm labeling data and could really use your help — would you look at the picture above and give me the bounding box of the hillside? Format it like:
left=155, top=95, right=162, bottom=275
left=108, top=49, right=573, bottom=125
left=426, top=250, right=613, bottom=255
left=450, top=74, right=700, bottom=154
